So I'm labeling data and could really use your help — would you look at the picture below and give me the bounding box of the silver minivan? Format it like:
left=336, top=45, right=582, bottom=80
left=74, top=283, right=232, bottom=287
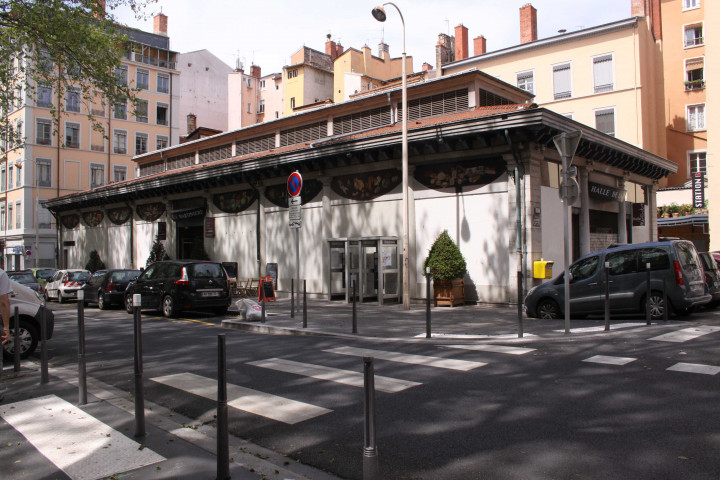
left=524, top=239, right=711, bottom=320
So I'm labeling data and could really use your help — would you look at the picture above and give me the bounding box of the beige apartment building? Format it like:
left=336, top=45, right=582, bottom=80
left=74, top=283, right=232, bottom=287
left=0, top=13, right=180, bottom=269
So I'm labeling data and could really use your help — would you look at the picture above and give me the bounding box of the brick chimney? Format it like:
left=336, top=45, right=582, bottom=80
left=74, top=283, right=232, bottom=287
left=519, top=4, right=537, bottom=44
left=454, top=24, right=469, bottom=61
left=473, top=36, right=487, bottom=56
left=631, top=0, right=646, bottom=16
left=378, top=42, right=390, bottom=59
left=422, top=62, right=433, bottom=71
left=154, top=12, right=168, bottom=36
left=250, top=64, right=261, bottom=78
left=336, top=42, right=344, bottom=58
left=435, top=33, right=455, bottom=72
left=325, top=34, right=337, bottom=59
left=187, top=114, right=196, bottom=135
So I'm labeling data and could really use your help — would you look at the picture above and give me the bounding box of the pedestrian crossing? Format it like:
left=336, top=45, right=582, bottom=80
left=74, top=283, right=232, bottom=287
left=648, top=326, right=720, bottom=343
left=323, top=346, right=486, bottom=371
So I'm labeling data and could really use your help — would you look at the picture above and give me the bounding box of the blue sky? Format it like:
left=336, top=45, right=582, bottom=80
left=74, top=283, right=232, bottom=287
left=114, top=0, right=633, bottom=74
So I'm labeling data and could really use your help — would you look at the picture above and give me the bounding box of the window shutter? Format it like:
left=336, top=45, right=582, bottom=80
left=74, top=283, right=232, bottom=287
left=593, top=55, right=613, bottom=93
left=553, top=64, right=571, bottom=99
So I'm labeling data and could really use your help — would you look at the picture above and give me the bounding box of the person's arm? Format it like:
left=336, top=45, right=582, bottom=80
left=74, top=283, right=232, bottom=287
left=0, top=293, right=9, bottom=344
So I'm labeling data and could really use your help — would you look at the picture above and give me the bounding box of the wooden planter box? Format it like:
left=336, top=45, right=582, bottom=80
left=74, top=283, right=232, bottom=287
left=433, top=278, right=465, bottom=307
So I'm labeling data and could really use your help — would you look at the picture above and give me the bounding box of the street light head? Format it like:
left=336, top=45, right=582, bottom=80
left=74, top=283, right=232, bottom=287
left=372, top=6, right=387, bottom=22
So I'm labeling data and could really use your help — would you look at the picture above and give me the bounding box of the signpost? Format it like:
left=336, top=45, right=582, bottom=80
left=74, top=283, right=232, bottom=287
left=288, top=172, right=302, bottom=313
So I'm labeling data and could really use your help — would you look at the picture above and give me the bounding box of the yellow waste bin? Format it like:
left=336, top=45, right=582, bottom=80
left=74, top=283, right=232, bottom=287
left=533, top=259, right=554, bottom=279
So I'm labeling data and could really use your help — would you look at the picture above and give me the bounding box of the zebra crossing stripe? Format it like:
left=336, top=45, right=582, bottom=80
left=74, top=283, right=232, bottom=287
left=0, top=395, right=165, bottom=480
left=583, top=355, right=637, bottom=365
left=649, top=326, right=720, bottom=343
left=667, top=363, right=720, bottom=375
left=247, top=358, right=421, bottom=393
left=324, top=346, right=486, bottom=371
left=150, top=372, right=331, bottom=424
left=445, top=344, right=536, bottom=355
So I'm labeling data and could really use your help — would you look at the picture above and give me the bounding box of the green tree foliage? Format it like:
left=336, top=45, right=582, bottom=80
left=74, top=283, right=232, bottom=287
left=146, top=234, right=170, bottom=266
left=85, top=249, right=106, bottom=273
left=423, top=230, right=467, bottom=280
left=0, top=0, right=156, bottom=145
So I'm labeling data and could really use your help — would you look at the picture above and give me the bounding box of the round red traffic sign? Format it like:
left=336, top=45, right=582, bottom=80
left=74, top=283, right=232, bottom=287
left=287, top=171, right=303, bottom=197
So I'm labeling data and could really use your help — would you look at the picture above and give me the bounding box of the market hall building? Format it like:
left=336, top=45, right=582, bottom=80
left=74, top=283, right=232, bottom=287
left=43, top=70, right=676, bottom=305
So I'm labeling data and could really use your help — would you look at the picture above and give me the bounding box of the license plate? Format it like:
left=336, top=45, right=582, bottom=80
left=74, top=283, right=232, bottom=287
left=201, top=291, right=220, bottom=297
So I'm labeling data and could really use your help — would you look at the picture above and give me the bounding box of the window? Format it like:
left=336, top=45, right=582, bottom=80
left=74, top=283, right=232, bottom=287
left=65, top=88, right=80, bottom=112
left=259, top=80, right=266, bottom=89
left=684, top=23, right=704, bottom=47
left=553, top=63, right=571, bottom=100
left=683, top=0, right=700, bottom=10
left=136, top=69, right=149, bottom=90
left=114, top=101, right=127, bottom=120
left=687, top=104, right=705, bottom=131
left=0, top=166, right=5, bottom=191
left=595, top=108, right=615, bottom=136
left=8, top=166, right=13, bottom=189
left=115, top=66, right=128, bottom=86
left=0, top=205, right=4, bottom=230
left=593, top=54, right=614, bottom=93
left=290, top=97, right=296, bottom=109
left=287, top=69, right=298, bottom=79
left=36, top=118, right=52, bottom=145
left=135, top=132, right=148, bottom=155
left=90, top=163, right=104, bottom=188
left=607, top=250, right=637, bottom=276
left=37, top=85, right=53, bottom=108
left=688, top=151, right=706, bottom=176
left=15, top=201, right=21, bottom=229
left=36, top=158, right=51, bottom=187
left=16, top=162, right=22, bottom=187
left=685, top=57, right=704, bottom=90
left=569, top=256, right=599, bottom=281
left=639, top=248, right=670, bottom=271
left=113, top=166, right=127, bottom=183
left=516, top=71, right=534, bottom=94
left=113, top=130, right=127, bottom=154
left=157, top=73, right=169, bottom=93
left=8, top=204, right=13, bottom=230
left=258, top=99, right=265, bottom=113
left=135, top=99, right=148, bottom=123
left=65, top=122, right=80, bottom=148
left=156, top=135, right=168, bottom=150
left=156, top=103, right=168, bottom=125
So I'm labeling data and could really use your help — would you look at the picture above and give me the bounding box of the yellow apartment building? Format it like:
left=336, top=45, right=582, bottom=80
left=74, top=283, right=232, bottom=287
left=282, top=46, right=334, bottom=115
left=0, top=13, right=180, bottom=270
left=707, top=0, right=719, bottom=251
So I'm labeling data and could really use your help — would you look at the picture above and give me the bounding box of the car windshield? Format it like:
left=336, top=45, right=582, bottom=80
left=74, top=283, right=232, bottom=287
left=67, top=271, right=91, bottom=282
left=10, top=273, right=36, bottom=284
left=35, top=269, right=56, bottom=279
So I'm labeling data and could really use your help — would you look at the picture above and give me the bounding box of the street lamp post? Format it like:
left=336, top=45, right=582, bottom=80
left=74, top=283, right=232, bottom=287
left=372, top=3, right=410, bottom=309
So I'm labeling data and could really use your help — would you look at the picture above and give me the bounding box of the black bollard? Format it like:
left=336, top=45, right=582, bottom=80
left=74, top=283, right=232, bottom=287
left=13, top=306, right=20, bottom=372
left=363, top=357, right=379, bottom=480
left=604, top=262, right=610, bottom=331
left=645, top=262, right=652, bottom=326
left=425, top=267, right=431, bottom=339
left=290, top=278, right=295, bottom=319
left=303, top=279, right=307, bottom=329
left=352, top=277, right=357, bottom=334
left=40, top=308, right=49, bottom=384
left=77, top=291, right=87, bottom=405
left=133, top=294, right=146, bottom=438
left=261, top=280, right=266, bottom=323
left=217, top=334, right=230, bottom=480
left=516, top=270, right=523, bottom=338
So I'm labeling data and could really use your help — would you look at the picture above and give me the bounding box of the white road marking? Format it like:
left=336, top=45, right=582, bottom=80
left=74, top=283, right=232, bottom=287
left=150, top=372, right=331, bottom=424
left=324, top=346, right=486, bottom=371
left=583, top=355, right=637, bottom=366
left=0, top=395, right=164, bottom=480
left=667, top=363, right=720, bottom=375
left=445, top=344, right=536, bottom=355
left=413, top=333, right=538, bottom=339
left=649, top=326, right=720, bottom=343
left=554, top=322, right=648, bottom=333
left=247, top=358, right=421, bottom=393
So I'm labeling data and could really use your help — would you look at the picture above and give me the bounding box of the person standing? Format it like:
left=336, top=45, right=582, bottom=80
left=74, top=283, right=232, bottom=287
left=0, top=267, right=11, bottom=402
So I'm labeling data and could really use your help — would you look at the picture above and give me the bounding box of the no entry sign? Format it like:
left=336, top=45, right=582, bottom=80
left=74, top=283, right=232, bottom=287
left=287, top=171, right=303, bottom=197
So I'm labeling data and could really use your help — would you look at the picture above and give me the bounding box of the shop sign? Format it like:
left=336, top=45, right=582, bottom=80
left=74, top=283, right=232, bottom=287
left=588, top=182, right=625, bottom=202
left=692, top=172, right=704, bottom=208
left=170, top=207, right=205, bottom=221
left=204, top=217, right=215, bottom=238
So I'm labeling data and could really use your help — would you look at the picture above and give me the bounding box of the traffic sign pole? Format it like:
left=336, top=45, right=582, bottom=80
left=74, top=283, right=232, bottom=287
left=288, top=172, right=303, bottom=313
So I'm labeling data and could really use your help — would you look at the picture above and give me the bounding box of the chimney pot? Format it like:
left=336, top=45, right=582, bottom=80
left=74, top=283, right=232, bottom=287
left=187, top=113, right=196, bottom=135
left=519, top=4, right=537, bottom=44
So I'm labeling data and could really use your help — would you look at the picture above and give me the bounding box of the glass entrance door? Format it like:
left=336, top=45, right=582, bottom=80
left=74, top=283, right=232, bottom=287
left=360, top=240, right=378, bottom=302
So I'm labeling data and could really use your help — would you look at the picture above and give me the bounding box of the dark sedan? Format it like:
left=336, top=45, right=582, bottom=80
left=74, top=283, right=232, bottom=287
left=8, top=271, right=43, bottom=293
left=82, top=269, right=141, bottom=310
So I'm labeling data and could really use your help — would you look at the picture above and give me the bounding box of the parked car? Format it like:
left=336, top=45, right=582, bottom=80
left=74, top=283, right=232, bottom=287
left=712, top=251, right=720, bottom=269
left=7, top=270, right=43, bottom=293
left=27, top=268, right=57, bottom=290
left=125, top=260, right=231, bottom=317
left=3, top=280, right=55, bottom=359
left=524, top=239, right=711, bottom=320
left=698, top=252, right=720, bottom=308
left=81, top=269, right=141, bottom=310
left=44, top=269, right=91, bottom=303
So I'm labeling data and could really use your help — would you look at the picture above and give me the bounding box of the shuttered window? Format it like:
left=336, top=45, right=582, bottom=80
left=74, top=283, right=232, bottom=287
left=199, top=144, right=232, bottom=164
left=334, top=106, right=391, bottom=135
left=398, top=89, right=470, bottom=122
left=477, top=89, right=513, bottom=107
left=139, top=160, right=164, bottom=177
left=236, top=133, right=276, bottom=155
left=167, top=152, right=195, bottom=171
left=553, top=63, right=572, bottom=100
left=280, top=121, right=327, bottom=147
left=593, top=54, right=614, bottom=93
left=595, top=108, right=615, bottom=136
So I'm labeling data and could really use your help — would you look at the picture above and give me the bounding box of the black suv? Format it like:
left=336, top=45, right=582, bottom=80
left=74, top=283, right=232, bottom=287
left=124, top=261, right=231, bottom=317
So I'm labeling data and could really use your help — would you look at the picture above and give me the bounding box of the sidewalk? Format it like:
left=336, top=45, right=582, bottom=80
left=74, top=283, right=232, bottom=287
left=0, top=361, right=341, bottom=480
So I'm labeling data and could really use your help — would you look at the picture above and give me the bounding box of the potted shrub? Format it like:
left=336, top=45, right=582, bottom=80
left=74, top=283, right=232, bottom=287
left=423, top=230, right=467, bottom=307
left=666, top=203, right=681, bottom=218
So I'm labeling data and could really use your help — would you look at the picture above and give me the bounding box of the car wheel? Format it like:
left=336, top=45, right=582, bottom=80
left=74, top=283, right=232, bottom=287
left=537, top=299, right=561, bottom=319
left=98, top=292, right=107, bottom=310
left=57, top=292, right=64, bottom=304
left=44, top=290, right=50, bottom=302
left=162, top=295, right=178, bottom=318
left=2, top=321, right=39, bottom=360
left=645, top=292, right=665, bottom=320
left=125, top=295, right=134, bottom=314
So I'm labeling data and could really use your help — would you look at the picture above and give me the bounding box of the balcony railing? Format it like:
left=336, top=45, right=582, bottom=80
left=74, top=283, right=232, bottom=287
left=91, top=144, right=105, bottom=152
left=685, top=80, right=705, bottom=91
left=684, top=36, right=704, bottom=47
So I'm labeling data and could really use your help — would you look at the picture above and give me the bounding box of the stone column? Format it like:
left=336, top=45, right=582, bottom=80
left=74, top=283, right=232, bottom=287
left=578, top=166, right=591, bottom=256
left=648, top=182, right=658, bottom=242
left=320, top=176, right=332, bottom=299
left=617, top=177, right=627, bottom=244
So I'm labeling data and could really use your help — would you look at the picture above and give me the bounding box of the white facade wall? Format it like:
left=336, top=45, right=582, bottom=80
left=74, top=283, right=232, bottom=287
left=177, top=50, right=233, bottom=133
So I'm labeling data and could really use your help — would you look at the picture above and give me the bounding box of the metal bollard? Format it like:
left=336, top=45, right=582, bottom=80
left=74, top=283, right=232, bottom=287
left=352, top=277, right=357, bottom=334
left=13, top=306, right=20, bottom=372
left=133, top=294, right=146, bottom=438
left=261, top=280, right=266, bottom=323
left=516, top=269, right=523, bottom=338
left=77, top=291, right=87, bottom=405
left=363, top=357, right=379, bottom=480
left=290, top=278, right=295, bottom=319
left=604, top=262, right=610, bottom=331
left=662, top=279, right=669, bottom=322
left=425, top=267, right=431, bottom=339
left=303, top=279, right=307, bottom=328
left=645, top=263, right=652, bottom=326
left=216, top=334, right=230, bottom=480
left=40, top=308, right=49, bottom=384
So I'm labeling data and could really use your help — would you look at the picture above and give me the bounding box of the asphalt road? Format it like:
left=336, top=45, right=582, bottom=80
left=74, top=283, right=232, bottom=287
left=43, top=302, right=720, bottom=480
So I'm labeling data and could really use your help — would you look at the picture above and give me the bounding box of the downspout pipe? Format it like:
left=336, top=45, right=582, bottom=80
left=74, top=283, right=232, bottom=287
left=504, top=129, right=525, bottom=300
